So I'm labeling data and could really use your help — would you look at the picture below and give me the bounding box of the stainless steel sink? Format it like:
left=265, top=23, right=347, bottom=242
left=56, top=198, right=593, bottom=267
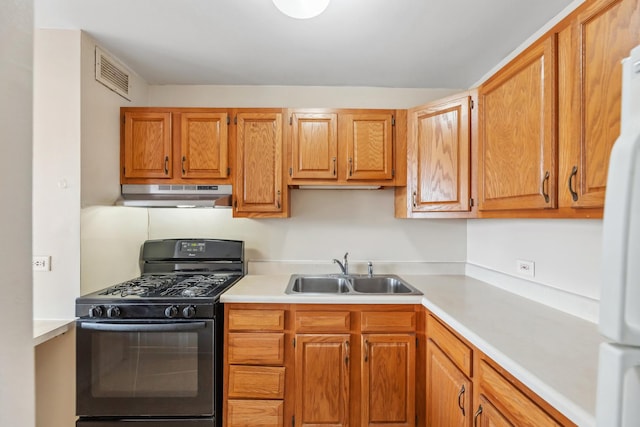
left=285, top=274, right=422, bottom=295
left=350, top=276, right=415, bottom=294
left=288, top=275, right=350, bottom=294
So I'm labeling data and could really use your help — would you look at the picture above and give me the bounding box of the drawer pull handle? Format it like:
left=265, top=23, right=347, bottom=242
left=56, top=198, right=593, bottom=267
left=332, top=157, right=337, bottom=176
left=364, top=339, right=369, bottom=362
left=457, top=384, right=466, bottom=416
left=182, top=156, right=186, bottom=174
left=569, top=166, right=579, bottom=201
left=164, top=156, right=169, bottom=175
left=348, top=157, right=353, bottom=176
left=276, top=190, right=281, bottom=209
left=412, top=191, right=417, bottom=208
left=344, top=340, right=349, bottom=364
left=473, top=405, right=483, bottom=427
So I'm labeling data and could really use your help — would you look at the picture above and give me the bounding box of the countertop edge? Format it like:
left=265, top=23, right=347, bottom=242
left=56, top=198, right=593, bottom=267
left=34, top=319, right=75, bottom=346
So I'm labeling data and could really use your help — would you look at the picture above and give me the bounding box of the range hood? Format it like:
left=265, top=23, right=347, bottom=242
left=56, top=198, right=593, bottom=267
left=118, top=184, right=232, bottom=208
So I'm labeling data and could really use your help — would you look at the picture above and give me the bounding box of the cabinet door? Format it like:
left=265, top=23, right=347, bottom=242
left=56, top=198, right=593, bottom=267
left=290, top=112, right=338, bottom=180
left=408, top=95, right=471, bottom=213
left=122, top=111, right=172, bottom=179
left=474, top=395, right=514, bottom=427
left=180, top=112, right=229, bottom=179
left=559, top=0, right=640, bottom=208
left=343, top=113, right=394, bottom=181
left=361, top=334, right=415, bottom=427
left=426, top=340, right=472, bottom=427
left=479, top=36, right=557, bottom=211
left=294, top=334, right=350, bottom=427
left=235, top=112, right=286, bottom=216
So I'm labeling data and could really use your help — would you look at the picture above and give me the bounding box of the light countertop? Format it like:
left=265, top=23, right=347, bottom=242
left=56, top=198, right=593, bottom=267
left=33, top=319, right=74, bottom=346
left=221, top=274, right=604, bottom=427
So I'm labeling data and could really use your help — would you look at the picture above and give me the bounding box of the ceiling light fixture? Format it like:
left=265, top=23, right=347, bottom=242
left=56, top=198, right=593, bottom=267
left=272, top=0, right=331, bottom=19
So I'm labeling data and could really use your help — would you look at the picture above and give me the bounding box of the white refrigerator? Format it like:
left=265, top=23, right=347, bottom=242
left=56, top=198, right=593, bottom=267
left=596, top=44, right=640, bottom=427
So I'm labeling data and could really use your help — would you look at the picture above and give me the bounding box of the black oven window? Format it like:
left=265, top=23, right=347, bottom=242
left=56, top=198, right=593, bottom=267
left=91, top=331, right=199, bottom=398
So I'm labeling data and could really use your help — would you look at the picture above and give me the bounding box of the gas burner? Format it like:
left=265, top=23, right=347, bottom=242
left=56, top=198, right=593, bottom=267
left=99, top=274, right=176, bottom=297
left=159, top=275, right=229, bottom=297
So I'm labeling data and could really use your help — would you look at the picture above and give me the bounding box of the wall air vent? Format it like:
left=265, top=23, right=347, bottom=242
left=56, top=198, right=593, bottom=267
left=95, top=46, right=131, bottom=101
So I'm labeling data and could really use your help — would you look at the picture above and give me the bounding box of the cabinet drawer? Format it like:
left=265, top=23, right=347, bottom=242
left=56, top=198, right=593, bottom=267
left=295, top=311, right=350, bottom=332
left=228, top=333, right=285, bottom=365
left=227, top=399, right=284, bottom=427
left=361, top=311, right=416, bottom=332
left=228, top=309, right=285, bottom=331
left=479, top=360, right=561, bottom=427
left=427, top=315, right=472, bottom=376
left=228, top=365, right=286, bottom=399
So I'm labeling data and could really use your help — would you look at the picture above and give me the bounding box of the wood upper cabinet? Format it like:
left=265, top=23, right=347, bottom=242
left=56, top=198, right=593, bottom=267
left=361, top=333, right=416, bottom=427
left=288, top=109, right=404, bottom=186
left=294, top=334, right=350, bottom=427
left=558, top=0, right=640, bottom=210
left=478, top=35, right=557, bottom=211
left=426, top=340, right=472, bottom=427
left=122, top=111, right=172, bottom=179
left=180, top=112, right=229, bottom=179
left=401, top=93, right=472, bottom=216
left=234, top=110, right=289, bottom=218
left=121, top=108, right=230, bottom=183
left=290, top=112, right=339, bottom=180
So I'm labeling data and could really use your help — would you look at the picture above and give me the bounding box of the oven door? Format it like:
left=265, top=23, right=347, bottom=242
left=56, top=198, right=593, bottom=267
left=76, top=319, right=215, bottom=418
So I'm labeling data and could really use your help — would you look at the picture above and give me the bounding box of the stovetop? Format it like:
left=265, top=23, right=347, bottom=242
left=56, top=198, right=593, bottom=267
left=96, top=273, right=239, bottom=299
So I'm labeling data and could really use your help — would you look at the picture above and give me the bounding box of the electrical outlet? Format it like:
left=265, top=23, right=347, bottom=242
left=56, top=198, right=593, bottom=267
left=516, top=259, right=535, bottom=278
left=33, top=256, right=51, bottom=272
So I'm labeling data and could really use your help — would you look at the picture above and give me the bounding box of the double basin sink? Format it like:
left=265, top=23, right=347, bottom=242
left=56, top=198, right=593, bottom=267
left=285, top=274, right=423, bottom=296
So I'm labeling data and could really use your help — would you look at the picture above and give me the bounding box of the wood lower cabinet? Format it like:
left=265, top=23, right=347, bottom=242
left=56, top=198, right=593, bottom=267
left=474, top=395, right=514, bottom=427
left=287, top=109, right=405, bottom=186
left=121, top=108, right=230, bottom=183
left=362, top=333, right=415, bottom=427
left=397, top=92, right=473, bottom=218
left=234, top=110, right=289, bottom=218
left=294, top=334, right=350, bottom=427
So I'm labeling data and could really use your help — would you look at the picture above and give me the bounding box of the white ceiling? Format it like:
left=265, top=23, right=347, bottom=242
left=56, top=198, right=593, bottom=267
left=34, top=0, right=575, bottom=88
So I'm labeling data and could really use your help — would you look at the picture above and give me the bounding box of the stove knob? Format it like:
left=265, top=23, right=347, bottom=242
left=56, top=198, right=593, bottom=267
left=106, top=306, right=121, bottom=318
left=183, top=305, right=196, bottom=319
left=165, top=305, right=179, bottom=319
left=88, top=305, right=104, bottom=318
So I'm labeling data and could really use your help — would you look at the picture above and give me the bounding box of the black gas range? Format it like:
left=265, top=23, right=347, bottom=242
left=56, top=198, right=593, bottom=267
left=75, top=238, right=244, bottom=427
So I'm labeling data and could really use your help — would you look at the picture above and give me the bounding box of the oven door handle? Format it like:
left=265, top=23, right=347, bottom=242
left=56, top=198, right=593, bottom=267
left=80, top=322, right=207, bottom=332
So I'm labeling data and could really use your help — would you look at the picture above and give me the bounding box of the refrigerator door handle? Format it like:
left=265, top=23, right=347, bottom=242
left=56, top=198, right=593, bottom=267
left=596, top=343, right=640, bottom=427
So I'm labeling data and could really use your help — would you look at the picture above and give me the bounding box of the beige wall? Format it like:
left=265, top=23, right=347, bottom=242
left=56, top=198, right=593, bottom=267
left=0, top=0, right=35, bottom=425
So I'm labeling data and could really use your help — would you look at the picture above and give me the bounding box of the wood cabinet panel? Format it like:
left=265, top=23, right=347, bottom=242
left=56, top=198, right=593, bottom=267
left=559, top=0, right=640, bottom=209
left=295, top=334, right=350, bottom=427
left=295, top=311, right=350, bottom=332
left=227, top=309, right=285, bottom=331
left=426, top=340, right=472, bottom=427
left=227, top=399, right=284, bottom=427
left=479, top=36, right=557, bottom=211
left=180, top=112, right=228, bottom=179
left=409, top=94, right=471, bottom=213
left=427, top=314, right=473, bottom=376
left=475, top=395, right=514, bottom=427
left=228, top=365, right=285, bottom=399
left=361, top=311, right=416, bottom=332
left=123, top=111, right=172, bottom=179
left=344, top=113, right=394, bottom=181
left=478, top=360, right=561, bottom=427
left=291, top=112, right=338, bottom=180
left=361, top=333, right=415, bottom=427
left=234, top=111, right=287, bottom=217
left=227, top=332, right=285, bottom=365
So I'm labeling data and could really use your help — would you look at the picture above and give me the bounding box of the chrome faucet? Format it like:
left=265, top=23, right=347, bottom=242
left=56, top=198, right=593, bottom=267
left=333, top=252, right=349, bottom=275
left=367, top=261, right=374, bottom=277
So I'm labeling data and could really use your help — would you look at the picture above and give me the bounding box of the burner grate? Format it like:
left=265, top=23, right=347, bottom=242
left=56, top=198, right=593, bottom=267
left=160, top=275, right=229, bottom=297
left=97, top=273, right=235, bottom=298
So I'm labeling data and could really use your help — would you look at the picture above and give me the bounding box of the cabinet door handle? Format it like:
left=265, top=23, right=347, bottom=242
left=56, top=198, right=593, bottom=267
left=276, top=190, right=281, bottom=209
left=182, top=156, right=186, bottom=174
left=568, top=166, right=579, bottom=201
left=164, top=156, right=169, bottom=175
left=412, top=191, right=417, bottom=208
left=364, top=339, right=369, bottom=362
left=344, top=340, right=349, bottom=365
left=473, top=404, right=483, bottom=427
left=457, top=384, right=466, bottom=416
left=332, top=157, right=337, bottom=176
left=541, top=171, right=550, bottom=203
left=348, top=157, right=353, bottom=177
